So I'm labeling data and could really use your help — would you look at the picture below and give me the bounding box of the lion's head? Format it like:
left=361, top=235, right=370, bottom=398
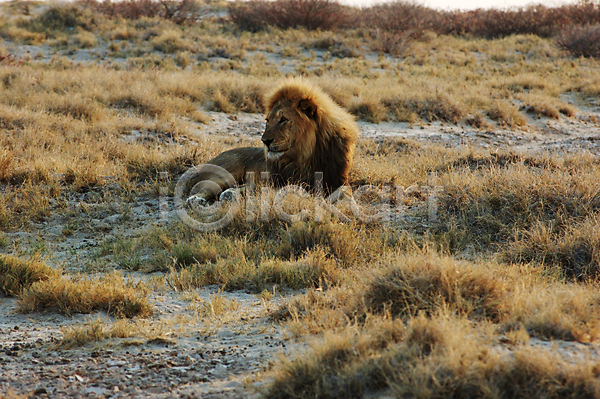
left=261, top=78, right=360, bottom=194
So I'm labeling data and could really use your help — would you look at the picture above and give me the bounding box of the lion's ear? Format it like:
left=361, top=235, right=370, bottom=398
left=298, top=99, right=317, bottom=119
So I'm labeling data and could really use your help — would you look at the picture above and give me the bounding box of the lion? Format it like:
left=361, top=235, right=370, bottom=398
left=186, top=78, right=360, bottom=205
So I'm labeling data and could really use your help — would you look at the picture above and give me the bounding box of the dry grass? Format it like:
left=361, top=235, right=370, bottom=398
left=154, top=217, right=396, bottom=292
left=275, top=252, right=600, bottom=341
left=59, top=313, right=196, bottom=348
left=0, top=254, right=59, bottom=296
left=1, top=3, right=600, bottom=396
left=268, top=251, right=600, bottom=397
left=17, top=271, right=153, bottom=318
left=508, top=216, right=600, bottom=280
left=59, top=317, right=137, bottom=348
left=363, top=254, right=508, bottom=322
left=168, top=246, right=344, bottom=292
left=437, top=151, right=600, bottom=279
left=185, top=288, right=240, bottom=319
left=267, top=313, right=600, bottom=399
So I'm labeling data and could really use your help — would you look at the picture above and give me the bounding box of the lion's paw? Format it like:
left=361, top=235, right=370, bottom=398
left=219, top=188, right=238, bottom=202
left=186, top=195, right=208, bottom=210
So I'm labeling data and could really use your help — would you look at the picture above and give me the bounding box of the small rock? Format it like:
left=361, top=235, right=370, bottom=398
left=84, top=387, right=108, bottom=396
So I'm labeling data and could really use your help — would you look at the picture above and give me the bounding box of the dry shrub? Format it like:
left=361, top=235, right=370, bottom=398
left=382, top=94, right=464, bottom=124
left=81, top=0, right=162, bottom=19
left=266, top=314, right=600, bottom=399
left=556, top=24, right=600, bottom=59
left=508, top=216, right=600, bottom=280
left=228, top=0, right=351, bottom=32
left=229, top=1, right=600, bottom=39
left=348, top=98, right=387, bottom=123
left=24, top=5, right=97, bottom=34
left=79, top=0, right=206, bottom=24
left=167, top=246, right=342, bottom=292
left=364, top=254, right=508, bottom=321
left=0, top=255, right=59, bottom=296
left=487, top=101, right=527, bottom=127
left=370, top=29, right=421, bottom=56
left=442, top=3, right=600, bottom=38
left=362, top=1, right=441, bottom=34
left=17, top=271, right=153, bottom=318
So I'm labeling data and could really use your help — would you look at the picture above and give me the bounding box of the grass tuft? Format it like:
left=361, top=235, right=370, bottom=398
left=17, top=271, right=153, bottom=318
left=59, top=318, right=137, bottom=348
left=266, top=314, right=600, bottom=399
left=0, top=255, right=59, bottom=297
left=364, top=254, right=508, bottom=321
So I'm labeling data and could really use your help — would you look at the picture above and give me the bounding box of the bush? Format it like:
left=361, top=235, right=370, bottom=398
left=362, top=1, right=441, bottom=34
left=229, top=0, right=600, bottom=39
left=442, top=3, right=600, bottom=38
left=229, top=0, right=351, bottom=31
left=79, top=0, right=206, bottom=24
left=24, top=5, right=96, bottom=33
left=555, top=24, right=600, bottom=59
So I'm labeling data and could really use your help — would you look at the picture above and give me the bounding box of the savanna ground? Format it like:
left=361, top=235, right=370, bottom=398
left=1, top=0, right=600, bottom=397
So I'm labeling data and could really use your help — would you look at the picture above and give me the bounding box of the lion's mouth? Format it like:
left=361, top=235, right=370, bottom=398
left=267, top=150, right=285, bottom=161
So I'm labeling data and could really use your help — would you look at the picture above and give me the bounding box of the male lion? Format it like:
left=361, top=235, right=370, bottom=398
left=187, top=78, right=359, bottom=205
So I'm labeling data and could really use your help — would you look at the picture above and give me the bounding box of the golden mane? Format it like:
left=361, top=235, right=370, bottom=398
left=265, top=78, right=360, bottom=194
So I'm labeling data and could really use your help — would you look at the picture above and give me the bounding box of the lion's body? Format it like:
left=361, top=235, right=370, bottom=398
left=189, top=78, right=359, bottom=202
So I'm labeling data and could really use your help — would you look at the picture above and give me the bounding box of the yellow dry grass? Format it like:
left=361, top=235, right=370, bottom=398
left=1, top=2, right=600, bottom=396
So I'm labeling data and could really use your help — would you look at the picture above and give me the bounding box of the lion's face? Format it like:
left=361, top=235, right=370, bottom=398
left=261, top=99, right=317, bottom=164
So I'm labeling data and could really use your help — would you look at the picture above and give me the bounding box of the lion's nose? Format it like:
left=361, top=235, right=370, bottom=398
left=262, top=138, right=274, bottom=148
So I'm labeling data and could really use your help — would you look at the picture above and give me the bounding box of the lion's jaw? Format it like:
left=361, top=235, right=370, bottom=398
left=266, top=150, right=285, bottom=161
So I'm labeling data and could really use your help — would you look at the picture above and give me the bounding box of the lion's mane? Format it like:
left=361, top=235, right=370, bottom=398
left=264, top=78, right=360, bottom=194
